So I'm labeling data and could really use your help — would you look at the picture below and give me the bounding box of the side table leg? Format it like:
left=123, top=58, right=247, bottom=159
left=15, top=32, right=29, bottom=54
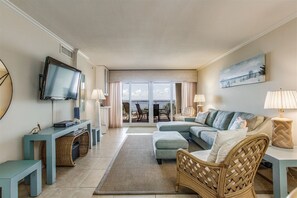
left=30, top=162, right=42, bottom=196
left=1, top=181, right=18, bottom=198
left=24, top=139, right=34, bottom=184
left=87, top=124, right=92, bottom=149
left=273, top=161, right=288, bottom=198
left=46, top=138, right=56, bottom=184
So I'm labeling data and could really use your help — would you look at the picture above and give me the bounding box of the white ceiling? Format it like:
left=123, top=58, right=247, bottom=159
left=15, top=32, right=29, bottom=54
left=8, top=0, right=297, bottom=70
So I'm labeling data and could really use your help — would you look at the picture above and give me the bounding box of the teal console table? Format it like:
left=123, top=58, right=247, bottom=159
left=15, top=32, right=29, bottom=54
left=23, top=120, right=91, bottom=185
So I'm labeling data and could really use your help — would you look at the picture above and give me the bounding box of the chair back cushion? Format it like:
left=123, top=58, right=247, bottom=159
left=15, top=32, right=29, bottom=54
left=207, top=128, right=247, bottom=162
left=205, top=109, right=218, bottom=126
left=215, top=136, right=245, bottom=163
left=212, top=111, right=235, bottom=130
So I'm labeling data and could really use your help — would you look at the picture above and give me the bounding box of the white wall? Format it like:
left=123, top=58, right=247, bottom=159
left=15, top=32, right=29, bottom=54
left=197, top=19, right=297, bottom=144
left=0, top=3, right=95, bottom=163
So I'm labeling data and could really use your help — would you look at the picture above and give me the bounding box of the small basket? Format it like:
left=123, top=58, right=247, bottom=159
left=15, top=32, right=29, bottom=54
left=41, top=130, right=89, bottom=167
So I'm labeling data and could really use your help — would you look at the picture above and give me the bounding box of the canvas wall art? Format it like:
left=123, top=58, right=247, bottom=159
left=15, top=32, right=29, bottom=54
left=219, top=54, right=266, bottom=88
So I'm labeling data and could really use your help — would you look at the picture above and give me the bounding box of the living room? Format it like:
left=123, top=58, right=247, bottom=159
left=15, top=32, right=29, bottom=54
left=0, top=0, right=297, bottom=198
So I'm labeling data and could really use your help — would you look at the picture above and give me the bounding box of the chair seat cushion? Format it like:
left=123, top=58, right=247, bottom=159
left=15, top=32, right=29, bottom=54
left=190, top=150, right=211, bottom=161
left=153, top=131, right=188, bottom=149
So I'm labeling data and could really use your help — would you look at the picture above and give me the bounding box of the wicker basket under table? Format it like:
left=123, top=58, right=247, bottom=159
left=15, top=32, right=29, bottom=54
left=41, top=130, right=89, bottom=167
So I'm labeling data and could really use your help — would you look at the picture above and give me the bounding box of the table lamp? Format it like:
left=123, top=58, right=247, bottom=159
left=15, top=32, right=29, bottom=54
left=264, top=89, right=297, bottom=149
left=91, top=89, right=106, bottom=129
left=194, top=94, right=205, bottom=113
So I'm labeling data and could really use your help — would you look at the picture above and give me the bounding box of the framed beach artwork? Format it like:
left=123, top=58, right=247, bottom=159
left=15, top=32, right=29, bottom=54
left=219, top=54, right=266, bottom=88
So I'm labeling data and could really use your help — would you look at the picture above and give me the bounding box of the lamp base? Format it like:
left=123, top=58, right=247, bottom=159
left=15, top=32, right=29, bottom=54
left=271, top=117, right=294, bottom=149
left=197, top=105, right=203, bottom=113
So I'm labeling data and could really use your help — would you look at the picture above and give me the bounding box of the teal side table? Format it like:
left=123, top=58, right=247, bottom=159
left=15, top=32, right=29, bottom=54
left=263, top=146, right=297, bottom=198
left=0, top=160, right=42, bottom=198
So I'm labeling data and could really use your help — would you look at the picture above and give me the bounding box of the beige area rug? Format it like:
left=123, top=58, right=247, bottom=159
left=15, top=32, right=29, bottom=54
left=94, top=135, right=274, bottom=195
left=126, top=126, right=157, bottom=134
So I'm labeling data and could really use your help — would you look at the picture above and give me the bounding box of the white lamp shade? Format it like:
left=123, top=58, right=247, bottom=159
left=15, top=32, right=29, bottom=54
left=264, top=90, right=297, bottom=109
left=194, top=94, right=205, bottom=103
left=91, top=89, right=106, bottom=100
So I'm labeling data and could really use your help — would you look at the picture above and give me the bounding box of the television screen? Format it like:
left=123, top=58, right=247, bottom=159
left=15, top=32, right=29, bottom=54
left=40, top=56, right=81, bottom=100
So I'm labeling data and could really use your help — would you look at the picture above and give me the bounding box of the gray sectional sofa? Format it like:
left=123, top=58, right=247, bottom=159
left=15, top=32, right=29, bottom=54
left=157, top=109, right=272, bottom=149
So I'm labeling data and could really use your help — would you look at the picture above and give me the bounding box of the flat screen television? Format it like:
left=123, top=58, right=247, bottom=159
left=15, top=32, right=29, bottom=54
left=40, top=56, right=81, bottom=100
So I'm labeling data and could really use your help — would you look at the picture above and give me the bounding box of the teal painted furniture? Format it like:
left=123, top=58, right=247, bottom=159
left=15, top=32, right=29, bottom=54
left=153, top=131, right=189, bottom=164
left=92, top=127, right=100, bottom=145
left=23, top=120, right=91, bottom=184
left=263, top=146, right=297, bottom=198
left=0, top=160, right=41, bottom=198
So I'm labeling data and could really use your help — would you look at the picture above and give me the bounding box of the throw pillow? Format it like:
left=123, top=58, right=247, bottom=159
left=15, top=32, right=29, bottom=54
left=195, top=111, right=209, bottom=124
left=246, top=117, right=257, bottom=132
left=215, top=136, right=245, bottom=163
left=206, top=128, right=248, bottom=162
left=229, top=117, right=247, bottom=130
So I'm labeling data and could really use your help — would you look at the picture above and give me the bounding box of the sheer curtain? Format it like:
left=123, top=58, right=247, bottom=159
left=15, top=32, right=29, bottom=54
left=181, top=82, right=197, bottom=112
left=108, top=82, right=122, bottom=128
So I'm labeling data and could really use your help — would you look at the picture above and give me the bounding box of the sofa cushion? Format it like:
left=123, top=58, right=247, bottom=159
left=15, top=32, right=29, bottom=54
left=212, top=111, right=234, bottom=130
left=228, top=112, right=255, bottom=130
left=200, top=131, right=217, bottom=147
left=205, top=109, right=218, bottom=126
left=195, top=111, right=209, bottom=124
left=190, top=126, right=217, bottom=138
left=206, top=128, right=248, bottom=163
left=157, top=121, right=201, bottom=132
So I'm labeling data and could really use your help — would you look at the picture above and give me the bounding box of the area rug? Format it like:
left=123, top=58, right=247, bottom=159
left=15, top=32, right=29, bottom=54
left=126, top=126, right=157, bottom=134
left=94, top=135, right=273, bottom=195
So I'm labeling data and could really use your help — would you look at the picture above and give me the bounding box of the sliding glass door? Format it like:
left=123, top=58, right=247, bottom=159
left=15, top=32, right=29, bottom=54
left=152, top=83, right=176, bottom=123
left=122, top=82, right=176, bottom=125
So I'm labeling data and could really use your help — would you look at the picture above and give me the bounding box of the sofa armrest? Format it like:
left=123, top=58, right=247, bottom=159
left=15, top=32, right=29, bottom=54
left=184, top=117, right=195, bottom=122
left=247, top=117, right=272, bottom=140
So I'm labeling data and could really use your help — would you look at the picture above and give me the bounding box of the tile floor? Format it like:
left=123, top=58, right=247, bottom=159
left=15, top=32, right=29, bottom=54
left=19, top=127, right=273, bottom=198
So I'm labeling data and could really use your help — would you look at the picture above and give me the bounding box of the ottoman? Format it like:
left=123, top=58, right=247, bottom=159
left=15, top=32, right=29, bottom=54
left=153, top=131, right=189, bottom=164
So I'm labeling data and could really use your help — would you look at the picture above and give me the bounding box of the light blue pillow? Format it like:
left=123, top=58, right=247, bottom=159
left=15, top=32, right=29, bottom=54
left=195, top=112, right=209, bottom=124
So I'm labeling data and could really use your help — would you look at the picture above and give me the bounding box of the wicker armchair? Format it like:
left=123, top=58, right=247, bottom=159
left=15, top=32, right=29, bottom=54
left=176, top=134, right=269, bottom=198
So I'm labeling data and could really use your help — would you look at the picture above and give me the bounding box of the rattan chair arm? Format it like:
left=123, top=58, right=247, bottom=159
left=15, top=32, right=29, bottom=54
left=176, top=149, right=223, bottom=190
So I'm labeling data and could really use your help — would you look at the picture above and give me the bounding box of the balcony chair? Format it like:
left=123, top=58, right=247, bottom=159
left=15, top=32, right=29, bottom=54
left=159, top=103, right=171, bottom=121
left=176, top=133, right=269, bottom=198
left=153, top=104, right=160, bottom=121
left=122, top=102, right=130, bottom=121
left=135, top=103, right=148, bottom=121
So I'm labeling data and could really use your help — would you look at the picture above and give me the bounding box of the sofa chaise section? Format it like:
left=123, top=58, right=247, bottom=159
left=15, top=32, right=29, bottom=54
left=156, top=121, right=201, bottom=139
